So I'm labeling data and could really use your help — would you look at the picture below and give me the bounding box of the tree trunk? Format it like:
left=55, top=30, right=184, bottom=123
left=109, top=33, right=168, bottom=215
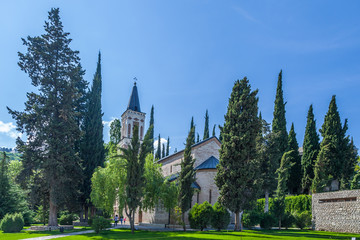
left=130, top=211, right=135, bottom=234
left=279, top=219, right=281, bottom=230
left=240, top=211, right=243, bottom=231
left=168, top=209, right=171, bottom=226
left=234, top=211, right=240, bottom=231
left=79, top=206, right=84, bottom=222
left=48, top=200, right=58, bottom=226
left=84, top=205, right=89, bottom=222
left=264, top=189, right=269, bottom=213
left=182, top=212, right=186, bottom=231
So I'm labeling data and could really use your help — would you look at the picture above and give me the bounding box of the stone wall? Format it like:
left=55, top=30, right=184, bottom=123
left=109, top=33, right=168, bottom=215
left=312, top=189, right=360, bottom=233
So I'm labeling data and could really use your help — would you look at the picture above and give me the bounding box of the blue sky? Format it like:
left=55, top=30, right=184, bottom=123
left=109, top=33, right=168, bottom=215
left=1, top=0, right=359, bottom=154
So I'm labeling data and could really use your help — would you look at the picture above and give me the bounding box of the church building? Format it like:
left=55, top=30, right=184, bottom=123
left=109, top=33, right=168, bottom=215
left=118, top=83, right=226, bottom=225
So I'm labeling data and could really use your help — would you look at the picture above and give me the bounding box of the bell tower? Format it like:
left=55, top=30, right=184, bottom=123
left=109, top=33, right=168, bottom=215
left=119, top=82, right=146, bottom=148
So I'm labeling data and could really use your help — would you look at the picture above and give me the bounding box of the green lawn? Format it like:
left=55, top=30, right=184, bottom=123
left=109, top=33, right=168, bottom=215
left=61, top=229, right=360, bottom=240
left=0, top=226, right=91, bottom=240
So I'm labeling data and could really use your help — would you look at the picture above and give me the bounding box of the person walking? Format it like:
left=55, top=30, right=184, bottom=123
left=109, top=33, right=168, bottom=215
left=120, top=216, right=123, bottom=225
left=114, top=215, right=119, bottom=227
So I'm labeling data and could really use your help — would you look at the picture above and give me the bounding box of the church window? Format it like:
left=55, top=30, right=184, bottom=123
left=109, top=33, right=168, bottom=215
left=170, top=165, right=172, bottom=173
left=128, top=124, right=131, bottom=138
left=209, top=189, right=212, bottom=204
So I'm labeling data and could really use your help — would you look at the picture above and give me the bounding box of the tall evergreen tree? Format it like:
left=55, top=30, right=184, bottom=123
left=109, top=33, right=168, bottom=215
left=0, top=152, right=11, bottom=219
left=166, top=137, right=170, bottom=156
left=110, top=118, right=121, bottom=145
left=203, top=110, right=209, bottom=140
left=178, top=126, right=196, bottom=231
left=312, top=96, right=353, bottom=192
left=301, top=105, right=320, bottom=194
left=162, top=143, right=165, bottom=158
left=190, top=117, right=195, bottom=145
left=340, top=136, right=358, bottom=189
left=286, top=123, right=301, bottom=194
left=215, top=77, right=261, bottom=231
left=149, top=105, right=154, bottom=147
left=8, top=8, right=84, bottom=226
left=197, top=133, right=200, bottom=143
left=212, top=124, right=216, bottom=137
left=80, top=52, right=105, bottom=221
left=272, top=70, right=288, bottom=163
left=155, top=134, right=161, bottom=159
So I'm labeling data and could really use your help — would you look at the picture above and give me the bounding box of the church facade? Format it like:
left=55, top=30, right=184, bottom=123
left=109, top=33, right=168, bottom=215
left=118, top=83, right=228, bottom=225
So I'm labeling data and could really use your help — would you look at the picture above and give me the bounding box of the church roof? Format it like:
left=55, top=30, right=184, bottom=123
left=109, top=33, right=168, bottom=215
left=194, top=156, right=219, bottom=170
left=127, top=82, right=141, bottom=112
left=166, top=173, right=201, bottom=189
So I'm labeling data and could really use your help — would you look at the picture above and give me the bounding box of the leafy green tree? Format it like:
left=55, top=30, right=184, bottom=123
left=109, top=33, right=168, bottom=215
left=8, top=8, right=85, bottom=226
left=211, top=202, right=230, bottom=231
left=80, top=52, right=105, bottom=221
left=273, top=151, right=294, bottom=230
left=178, top=126, right=196, bottom=231
left=287, top=123, right=301, bottom=194
left=272, top=70, right=288, bottom=163
left=0, top=152, right=12, bottom=219
left=166, top=137, right=170, bottom=156
left=203, top=110, right=209, bottom=140
left=189, top=201, right=213, bottom=231
left=215, top=77, right=261, bottom=231
left=161, top=180, right=178, bottom=225
left=351, top=171, right=360, bottom=190
left=212, top=124, right=216, bottom=137
left=110, top=119, right=121, bottom=145
left=155, top=134, right=161, bottom=159
left=301, top=105, right=320, bottom=194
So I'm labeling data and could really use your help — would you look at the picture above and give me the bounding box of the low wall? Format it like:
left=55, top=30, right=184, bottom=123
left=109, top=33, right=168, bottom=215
left=312, top=189, right=360, bottom=233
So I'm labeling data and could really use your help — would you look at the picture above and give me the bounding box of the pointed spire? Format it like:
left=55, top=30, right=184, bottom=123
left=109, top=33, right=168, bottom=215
left=127, top=81, right=141, bottom=112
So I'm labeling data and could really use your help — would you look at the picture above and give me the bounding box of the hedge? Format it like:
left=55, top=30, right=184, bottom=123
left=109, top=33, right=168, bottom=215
left=256, top=195, right=311, bottom=214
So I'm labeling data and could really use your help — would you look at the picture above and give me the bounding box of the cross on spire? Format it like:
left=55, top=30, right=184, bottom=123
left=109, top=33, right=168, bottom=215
left=133, top=77, right=137, bottom=85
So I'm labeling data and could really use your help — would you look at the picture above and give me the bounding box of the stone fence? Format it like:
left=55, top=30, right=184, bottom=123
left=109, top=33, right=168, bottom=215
left=312, top=189, right=360, bottom=233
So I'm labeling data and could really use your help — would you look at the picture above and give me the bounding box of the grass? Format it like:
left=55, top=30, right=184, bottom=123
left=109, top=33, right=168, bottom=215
left=60, top=229, right=360, bottom=240
left=0, top=226, right=91, bottom=240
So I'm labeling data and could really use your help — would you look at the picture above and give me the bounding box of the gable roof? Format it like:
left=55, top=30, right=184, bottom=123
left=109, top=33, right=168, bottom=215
left=166, top=173, right=201, bottom=189
left=195, top=156, right=219, bottom=170
left=127, top=82, right=141, bottom=112
left=156, top=136, right=221, bottom=163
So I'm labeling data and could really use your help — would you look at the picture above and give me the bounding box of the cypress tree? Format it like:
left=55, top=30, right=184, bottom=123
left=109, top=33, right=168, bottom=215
left=8, top=8, right=84, bottom=226
left=190, top=117, right=195, bottom=145
left=149, top=105, right=154, bottom=145
left=80, top=52, right=105, bottom=220
left=272, top=70, right=288, bottom=163
left=215, top=77, right=261, bottom=231
left=340, top=136, right=358, bottom=189
left=286, top=123, right=301, bottom=194
left=178, top=126, right=196, bottom=231
left=166, top=137, right=170, bottom=156
left=162, top=143, right=165, bottom=158
left=212, top=124, right=216, bottom=137
left=312, top=95, right=352, bottom=192
left=197, top=133, right=200, bottom=143
left=110, top=118, right=121, bottom=145
left=203, top=110, right=209, bottom=140
left=155, top=134, right=161, bottom=159
left=301, top=105, right=320, bottom=194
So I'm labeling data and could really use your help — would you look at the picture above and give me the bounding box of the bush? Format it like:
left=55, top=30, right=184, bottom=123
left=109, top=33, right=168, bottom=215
left=281, top=212, right=295, bottom=229
left=260, top=212, right=276, bottom=230
left=91, top=216, right=111, bottom=234
left=294, top=211, right=312, bottom=229
left=59, top=214, right=74, bottom=225
left=189, top=201, right=213, bottom=231
left=211, top=202, right=230, bottom=231
left=22, top=210, right=34, bottom=226
left=0, top=213, right=24, bottom=233
left=242, top=210, right=261, bottom=229
left=256, top=195, right=311, bottom=214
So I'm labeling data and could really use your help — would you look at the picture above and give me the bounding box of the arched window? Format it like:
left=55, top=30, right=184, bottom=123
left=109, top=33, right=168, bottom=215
left=128, top=124, right=131, bottom=138
left=140, top=126, right=143, bottom=140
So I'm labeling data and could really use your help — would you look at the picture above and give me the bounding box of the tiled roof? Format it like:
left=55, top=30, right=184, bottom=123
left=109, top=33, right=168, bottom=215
left=166, top=173, right=201, bottom=189
left=195, top=156, right=219, bottom=170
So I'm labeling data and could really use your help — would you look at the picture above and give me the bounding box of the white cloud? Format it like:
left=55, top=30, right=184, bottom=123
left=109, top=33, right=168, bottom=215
left=153, top=137, right=169, bottom=150
left=0, top=121, right=22, bottom=139
left=102, top=117, right=118, bottom=128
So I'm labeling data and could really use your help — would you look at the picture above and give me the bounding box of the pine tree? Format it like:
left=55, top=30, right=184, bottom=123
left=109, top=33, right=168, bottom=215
left=301, top=105, right=320, bottom=194
left=215, top=77, right=261, bottom=231
left=273, top=151, right=294, bottom=230
left=162, top=143, right=165, bottom=158
left=203, top=110, right=209, bottom=140
left=80, top=52, right=105, bottom=221
left=110, top=118, right=121, bottom=145
left=178, top=126, right=196, bottom=231
left=149, top=105, right=154, bottom=145
left=286, top=123, right=301, bottom=194
left=155, top=134, right=161, bottom=159
left=212, top=124, right=216, bottom=137
left=312, top=95, right=352, bottom=192
left=8, top=8, right=85, bottom=226
left=197, top=133, right=200, bottom=143
left=340, top=137, right=358, bottom=189
left=0, top=152, right=11, bottom=219
left=272, top=70, right=288, bottom=163
left=190, top=117, right=195, bottom=145
left=166, top=137, right=170, bottom=156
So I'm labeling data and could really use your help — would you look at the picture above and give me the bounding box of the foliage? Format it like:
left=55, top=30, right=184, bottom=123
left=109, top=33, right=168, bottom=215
left=59, top=213, right=75, bottom=225
left=212, top=124, right=216, bottom=137
left=203, top=110, right=209, bottom=139
left=178, top=124, right=196, bottom=231
left=91, top=216, right=111, bottom=234
left=242, top=210, right=261, bottom=229
left=215, top=77, right=261, bottom=231
left=110, top=118, right=121, bottom=145
left=293, top=211, right=312, bottom=229
left=189, top=201, right=213, bottom=231
left=155, top=134, right=161, bottom=159
left=281, top=212, right=295, bottom=229
left=149, top=105, right=154, bottom=145
left=33, top=205, right=49, bottom=225
left=260, top=212, right=276, bottom=229
left=166, top=137, right=170, bottom=156
left=301, top=105, right=320, bottom=194
left=0, top=213, right=24, bottom=233
left=351, top=172, right=360, bottom=189
left=211, top=202, right=230, bottom=231
left=256, top=195, right=312, bottom=215
left=8, top=8, right=86, bottom=226
left=287, top=124, right=301, bottom=194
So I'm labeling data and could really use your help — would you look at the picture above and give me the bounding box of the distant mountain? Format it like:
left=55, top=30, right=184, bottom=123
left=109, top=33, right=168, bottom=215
left=0, top=147, right=21, bottom=161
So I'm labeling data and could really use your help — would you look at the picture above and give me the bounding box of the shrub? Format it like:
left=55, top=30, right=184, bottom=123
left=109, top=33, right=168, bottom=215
left=211, top=202, right=230, bottom=231
left=294, top=211, right=312, bottom=229
left=0, top=213, right=24, bottom=233
left=91, top=216, right=111, bottom=234
left=242, top=210, right=261, bottom=229
left=260, top=212, right=276, bottom=230
left=189, top=201, right=213, bottom=231
left=59, top=214, right=74, bottom=225
left=257, top=195, right=311, bottom=215
left=281, top=212, right=295, bottom=229
left=22, top=210, right=34, bottom=226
